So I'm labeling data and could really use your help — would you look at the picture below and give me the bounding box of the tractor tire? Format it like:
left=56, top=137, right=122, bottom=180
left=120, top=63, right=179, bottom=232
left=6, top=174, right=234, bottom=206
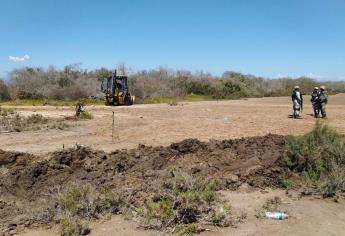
left=124, top=95, right=133, bottom=106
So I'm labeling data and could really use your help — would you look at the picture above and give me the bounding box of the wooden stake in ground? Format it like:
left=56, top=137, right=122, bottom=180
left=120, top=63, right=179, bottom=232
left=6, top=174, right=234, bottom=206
left=112, top=111, right=115, bottom=142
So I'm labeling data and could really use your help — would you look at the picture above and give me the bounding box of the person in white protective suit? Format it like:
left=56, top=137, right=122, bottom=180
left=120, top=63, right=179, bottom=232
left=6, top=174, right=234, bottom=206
left=291, top=86, right=303, bottom=119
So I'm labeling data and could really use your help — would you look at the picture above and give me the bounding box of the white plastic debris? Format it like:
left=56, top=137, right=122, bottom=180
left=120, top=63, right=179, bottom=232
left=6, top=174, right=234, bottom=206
left=265, top=212, right=288, bottom=220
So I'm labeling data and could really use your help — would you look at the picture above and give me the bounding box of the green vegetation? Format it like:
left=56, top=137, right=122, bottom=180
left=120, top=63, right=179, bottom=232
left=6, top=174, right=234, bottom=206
left=137, top=173, right=235, bottom=232
left=60, top=217, right=90, bottom=236
left=58, top=184, right=94, bottom=236
left=262, top=196, right=282, bottom=211
left=141, top=94, right=212, bottom=104
left=278, top=175, right=294, bottom=189
left=173, top=175, right=219, bottom=206
left=0, top=98, right=103, bottom=106
left=0, top=95, right=210, bottom=106
left=210, top=204, right=232, bottom=226
left=146, top=199, right=174, bottom=222
left=0, top=106, right=15, bottom=116
left=0, top=79, right=10, bottom=101
left=255, top=196, right=284, bottom=219
left=0, top=106, right=68, bottom=132
left=175, top=223, right=198, bottom=235
left=57, top=184, right=124, bottom=218
left=77, top=111, right=93, bottom=120
left=56, top=184, right=126, bottom=236
left=2, top=64, right=345, bottom=105
left=58, top=184, right=94, bottom=216
left=286, top=122, right=345, bottom=197
left=0, top=95, right=211, bottom=106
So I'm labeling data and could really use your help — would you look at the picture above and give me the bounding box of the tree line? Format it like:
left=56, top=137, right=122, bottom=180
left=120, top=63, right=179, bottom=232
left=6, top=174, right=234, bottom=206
left=1, top=64, right=345, bottom=102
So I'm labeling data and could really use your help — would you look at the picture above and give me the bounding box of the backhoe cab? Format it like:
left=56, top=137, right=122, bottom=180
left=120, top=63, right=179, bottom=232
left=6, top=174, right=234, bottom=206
left=100, top=70, right=135, bottom=106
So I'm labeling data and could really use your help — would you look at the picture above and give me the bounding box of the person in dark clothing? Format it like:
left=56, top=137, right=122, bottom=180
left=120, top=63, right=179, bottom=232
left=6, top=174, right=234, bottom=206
left=319, top=85, right=328, bottom=118
left=310, top=87, right=321, bottom=118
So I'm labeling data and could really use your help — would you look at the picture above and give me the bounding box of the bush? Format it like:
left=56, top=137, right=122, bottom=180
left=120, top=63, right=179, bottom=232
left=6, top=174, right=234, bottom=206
left=8, top=65, right=100, bottom=100
left=278, top=175, right=294, bottom=189
left=0, top=110, right=68, bottom=132
left=0, top=106, right=14, bottom=116
left=146, top=199, right=174, bottom=222
left=78, top=112, right=93, bottom=120
left=210, top=203, right=232, bottom=226
left=137, top=173, right=236, bottom=231
left=286, top=122, right=345, bottom=196
left=255, top=196, right=285, bottom=219
left=175, top=223, right=198, bottom=235
left=26, top=114, right=48, bottom=124
left=58, top=184, right=96, bottom=217
left=6, top=65, right=345, bottom=103
left=57, top=184, right=124, bottom=218
left=60, top=217, right=90, bottom=236
left=0, top=80, right=10, bottom=101
left=56, top=184, right=125, bottom=235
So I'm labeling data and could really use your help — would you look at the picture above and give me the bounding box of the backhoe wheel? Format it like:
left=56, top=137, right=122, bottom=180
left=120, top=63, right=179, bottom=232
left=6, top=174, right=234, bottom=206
left=105, top=97, right=111, bottom=106
left=124, top=95, right=133, bottom=106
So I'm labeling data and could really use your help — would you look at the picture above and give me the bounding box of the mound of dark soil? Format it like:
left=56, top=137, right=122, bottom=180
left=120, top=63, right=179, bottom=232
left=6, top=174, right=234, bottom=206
left=0, top=150, right=35, bottom=169
left=0, top=134, right=289, bottom=234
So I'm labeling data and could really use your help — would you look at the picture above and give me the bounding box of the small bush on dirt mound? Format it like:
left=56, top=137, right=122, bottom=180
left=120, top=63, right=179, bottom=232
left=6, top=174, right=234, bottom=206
left=136, top=173, right=239, bottom=234
left=286, top=122, right=345, bottom=197
left=278, top=174, right=295, bottom=189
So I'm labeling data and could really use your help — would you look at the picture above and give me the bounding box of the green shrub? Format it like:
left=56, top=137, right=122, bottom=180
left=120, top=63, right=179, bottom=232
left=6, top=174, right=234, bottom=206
left=138, top=174, right=233, bottom=231
left=78, top=111, right=93, bottom=120
left=211, top=204, right=232, bottom=226
left=26, top=114, right=48, bottom=124
left=278, top=175, right=294, bottom=189
left=176, top=223, right=198, bottom=235
left=51, top=121, right=70, bottom=130
left=0, top=98, right=104, bottom=106
left=59, top=184, right=94, bottom=216
left=56, top=184, right=126, bottom=235
left=286, top=122, right=345, bottom=196
left=0, top=106, right=15, bottom=116
left=255, top=196, right=284, bottom=219
left=60, top=217, right=90, bottom=236
left=57, top=184, right=126, bottom=220
left=146, top=199, right=174, bottom=222
left=0, top=109, right=68, bottom=132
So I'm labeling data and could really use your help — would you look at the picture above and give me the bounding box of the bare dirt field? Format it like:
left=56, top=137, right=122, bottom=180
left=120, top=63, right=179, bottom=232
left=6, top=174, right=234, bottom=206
left=1, top=94, right=345, bottom=155
left=1, top=94, right=345, bottom=236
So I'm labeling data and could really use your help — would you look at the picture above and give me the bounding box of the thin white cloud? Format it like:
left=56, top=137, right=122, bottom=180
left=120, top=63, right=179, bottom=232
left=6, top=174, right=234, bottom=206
left=274, top=73, right=325, bottom=80
left=305, top=72, right=323, bottom=79
left=274, top=74, right=290, bottom=79
left=9, top=54, right=30, bottom=62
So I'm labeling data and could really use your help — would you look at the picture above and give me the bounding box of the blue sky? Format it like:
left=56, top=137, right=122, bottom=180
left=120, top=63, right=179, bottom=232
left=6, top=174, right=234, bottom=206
left=1, top=0, right=345, bottom=80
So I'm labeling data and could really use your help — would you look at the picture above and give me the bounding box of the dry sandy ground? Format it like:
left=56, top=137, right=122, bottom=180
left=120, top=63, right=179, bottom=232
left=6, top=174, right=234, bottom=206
left=1, top=94, right=345, bottom=155
left=2, top=94, right=345, bottom=236
left=21, top=188, right=345, bottom=236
